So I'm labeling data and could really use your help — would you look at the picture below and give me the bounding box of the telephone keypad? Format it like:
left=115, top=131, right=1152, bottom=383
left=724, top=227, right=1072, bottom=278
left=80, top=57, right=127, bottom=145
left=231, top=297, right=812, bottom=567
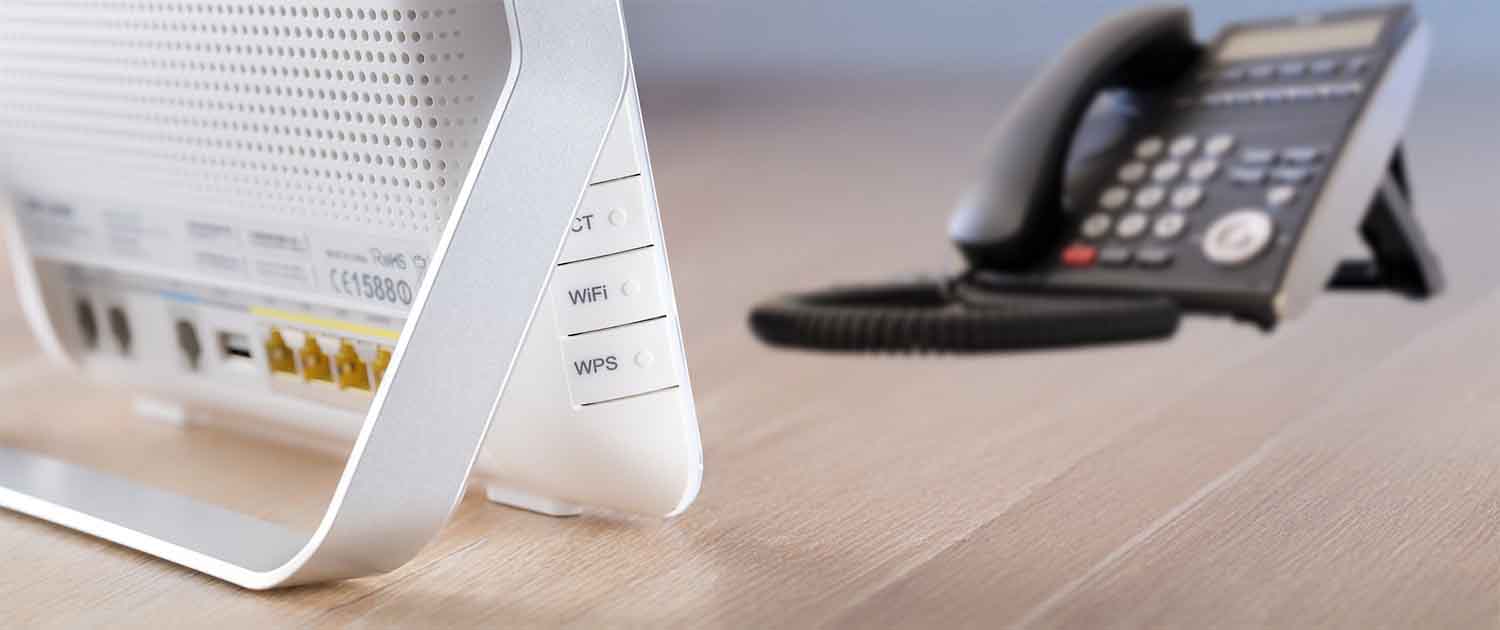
left=1068, top=130, right=1329, bottom=272
left=1064, top=21, right=1357, bottom=277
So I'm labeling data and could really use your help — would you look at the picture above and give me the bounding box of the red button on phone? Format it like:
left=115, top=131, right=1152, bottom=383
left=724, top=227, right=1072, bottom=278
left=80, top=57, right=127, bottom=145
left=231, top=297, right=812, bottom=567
left=1061, top=244, right=1098, bottom=267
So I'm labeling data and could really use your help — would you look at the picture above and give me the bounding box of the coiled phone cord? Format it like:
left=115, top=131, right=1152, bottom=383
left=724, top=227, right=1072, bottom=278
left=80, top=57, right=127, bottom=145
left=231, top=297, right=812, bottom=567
left=749, top=273, right=1181, bottom=352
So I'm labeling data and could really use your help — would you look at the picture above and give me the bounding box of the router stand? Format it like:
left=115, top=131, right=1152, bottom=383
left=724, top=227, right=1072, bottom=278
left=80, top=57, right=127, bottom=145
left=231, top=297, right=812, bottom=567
left=0, top=0, right=634, bottom=589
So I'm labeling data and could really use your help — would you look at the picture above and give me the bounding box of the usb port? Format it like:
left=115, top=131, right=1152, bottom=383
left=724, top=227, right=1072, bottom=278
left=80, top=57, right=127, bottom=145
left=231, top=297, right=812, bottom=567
left=218, top=331, right=254, bottom=362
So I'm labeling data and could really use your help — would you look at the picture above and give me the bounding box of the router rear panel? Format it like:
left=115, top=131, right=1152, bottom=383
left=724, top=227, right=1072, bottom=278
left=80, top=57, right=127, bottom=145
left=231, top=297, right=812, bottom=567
left=0, top=1, right=701, bottom=516
left=0, top=0, right=507, bottom=313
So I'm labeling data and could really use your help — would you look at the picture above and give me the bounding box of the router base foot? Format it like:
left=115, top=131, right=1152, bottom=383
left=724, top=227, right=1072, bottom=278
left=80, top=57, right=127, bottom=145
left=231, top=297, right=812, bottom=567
left=484, top=485, right=583, bottom=517
left=132, top=395, right=188, bottom=427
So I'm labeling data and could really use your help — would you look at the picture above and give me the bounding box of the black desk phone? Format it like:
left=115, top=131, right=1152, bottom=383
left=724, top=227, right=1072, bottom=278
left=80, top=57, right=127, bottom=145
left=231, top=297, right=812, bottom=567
left=752, top=4, right=1443, bottom=352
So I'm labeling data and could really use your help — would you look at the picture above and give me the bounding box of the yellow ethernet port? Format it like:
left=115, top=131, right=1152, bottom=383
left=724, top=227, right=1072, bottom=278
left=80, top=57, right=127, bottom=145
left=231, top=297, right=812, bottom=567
left=372, top=346, right=393, bottom=388
left=335, top=341, right=371, bottom=391
left=264, top=329, right=297, bottom=375
left=299, top=335, right=334, bottom=383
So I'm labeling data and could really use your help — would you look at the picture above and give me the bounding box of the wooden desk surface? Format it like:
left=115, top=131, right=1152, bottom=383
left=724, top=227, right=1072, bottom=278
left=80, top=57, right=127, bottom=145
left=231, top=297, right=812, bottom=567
left=2, top=71, right=1498, bottom=628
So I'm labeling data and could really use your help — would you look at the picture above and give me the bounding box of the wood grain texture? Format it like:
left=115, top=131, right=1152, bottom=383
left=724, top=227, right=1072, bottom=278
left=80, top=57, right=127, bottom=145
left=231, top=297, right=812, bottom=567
left=0, top=70, right=1496, bottom=629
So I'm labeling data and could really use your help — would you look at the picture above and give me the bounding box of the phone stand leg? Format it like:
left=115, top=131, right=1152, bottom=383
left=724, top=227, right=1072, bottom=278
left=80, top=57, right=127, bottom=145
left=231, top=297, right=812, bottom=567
left=1328, top=146, right=1445, bottom=298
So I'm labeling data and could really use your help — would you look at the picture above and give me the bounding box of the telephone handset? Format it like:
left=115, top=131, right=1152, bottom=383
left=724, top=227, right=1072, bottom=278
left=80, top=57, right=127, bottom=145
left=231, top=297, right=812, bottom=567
left=752, top=4, right=1442, bottom=352
left=951, top=6, right=1199, bottom=269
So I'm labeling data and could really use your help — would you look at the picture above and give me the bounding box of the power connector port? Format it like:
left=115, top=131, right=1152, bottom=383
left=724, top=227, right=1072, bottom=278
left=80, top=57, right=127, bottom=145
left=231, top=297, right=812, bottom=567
left=75, top=299, right=99, bottom=350
left=177, top=320, right=203, bottom=370
left=106, top=306, right=131, bottom=355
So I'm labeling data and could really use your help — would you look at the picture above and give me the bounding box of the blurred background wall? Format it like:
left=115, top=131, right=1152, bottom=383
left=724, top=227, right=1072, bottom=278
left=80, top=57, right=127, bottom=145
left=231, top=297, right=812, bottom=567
left=623, top=1, right=1495, bottom=80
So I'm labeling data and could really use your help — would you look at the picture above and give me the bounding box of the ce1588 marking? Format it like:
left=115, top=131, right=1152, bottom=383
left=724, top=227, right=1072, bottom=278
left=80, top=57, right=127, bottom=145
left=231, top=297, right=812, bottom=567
left=330, top=268, right=414, bottom=306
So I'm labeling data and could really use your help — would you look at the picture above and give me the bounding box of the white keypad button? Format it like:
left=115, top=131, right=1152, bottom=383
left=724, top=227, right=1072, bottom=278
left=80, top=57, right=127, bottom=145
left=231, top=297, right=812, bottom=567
left=1187, top=159, right=1220, bottom=182
left=1134, top=136, right=1166, bottom=159
left=1115, top=212, right=1149, bottom=239
left=562, top=318, right=678, bottom=405
left=1203, top=209, right=1275, bottom=266
left=550, top=247, right=666, bottom=335
left=558, top=176, right=655, bottom=264
left=1151, top=161, right=1182, bottom=183
left=1169, top=135, right=1199, bottom=157
left=1267, top=185, right=1298, bottom=207
left=1133, top=186, right=1166, bottom=209
left=1153, top=212, right=1188, bottom=240
left=1171, top=185, right=1204, bottom=210
left=1204, top=133, right=1237, bottom=157
left=1100, top=186, right=1131, bottom=210
left=1080, top=213, right=1112, bottom=240
left=1118, top=161, right=1148, bottom=183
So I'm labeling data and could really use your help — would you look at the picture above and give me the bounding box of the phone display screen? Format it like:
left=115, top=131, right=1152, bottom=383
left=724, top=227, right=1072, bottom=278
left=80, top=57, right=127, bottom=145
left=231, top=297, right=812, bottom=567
left=1217, top=16, right=1385, bottom=61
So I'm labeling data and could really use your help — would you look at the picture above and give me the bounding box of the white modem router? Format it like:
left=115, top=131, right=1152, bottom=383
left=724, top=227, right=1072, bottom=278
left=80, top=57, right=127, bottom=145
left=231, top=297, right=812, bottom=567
left=0, top=0, right=702, bottom=588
